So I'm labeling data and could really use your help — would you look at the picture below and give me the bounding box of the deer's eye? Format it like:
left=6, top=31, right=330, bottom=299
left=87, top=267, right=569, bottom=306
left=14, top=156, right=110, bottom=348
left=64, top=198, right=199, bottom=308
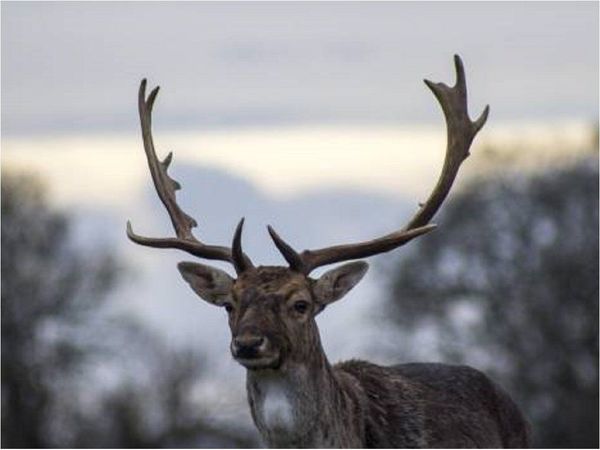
left=223, top=302, right=234, bottom=313
left=293, top=300, right=309, bottom=314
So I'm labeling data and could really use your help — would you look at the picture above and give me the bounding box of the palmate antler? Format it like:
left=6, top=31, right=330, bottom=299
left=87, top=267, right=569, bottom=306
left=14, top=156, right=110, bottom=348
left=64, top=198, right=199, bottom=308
left=126, top=80, right=253, bottom=274
left=267, top=55, right=489, bottom=274
left=128, top=55, right=488, bottom=277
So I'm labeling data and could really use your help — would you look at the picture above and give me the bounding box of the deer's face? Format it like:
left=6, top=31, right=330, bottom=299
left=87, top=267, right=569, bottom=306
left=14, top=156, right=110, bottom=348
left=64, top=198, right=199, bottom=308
left=177, top=262, right=368, bottom=370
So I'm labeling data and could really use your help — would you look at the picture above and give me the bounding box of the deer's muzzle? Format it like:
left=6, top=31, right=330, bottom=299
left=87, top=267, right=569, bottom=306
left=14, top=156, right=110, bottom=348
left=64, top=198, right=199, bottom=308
left=231, top=333, right=280, bottom=370
left=232, top=334, right=265, bottom=357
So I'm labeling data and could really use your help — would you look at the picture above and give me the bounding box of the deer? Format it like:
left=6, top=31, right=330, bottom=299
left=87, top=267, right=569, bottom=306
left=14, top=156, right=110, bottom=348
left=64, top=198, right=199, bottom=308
left=126, top=55, right=530, bottom=448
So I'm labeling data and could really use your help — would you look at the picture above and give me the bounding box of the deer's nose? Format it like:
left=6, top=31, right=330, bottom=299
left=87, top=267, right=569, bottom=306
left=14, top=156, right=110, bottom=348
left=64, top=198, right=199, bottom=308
left=231, top=334, right=266, bottom=358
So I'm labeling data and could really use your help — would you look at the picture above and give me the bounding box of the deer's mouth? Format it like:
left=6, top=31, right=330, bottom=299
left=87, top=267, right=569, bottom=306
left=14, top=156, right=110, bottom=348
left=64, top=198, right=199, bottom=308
left=234, top=353, right=281, bottom=370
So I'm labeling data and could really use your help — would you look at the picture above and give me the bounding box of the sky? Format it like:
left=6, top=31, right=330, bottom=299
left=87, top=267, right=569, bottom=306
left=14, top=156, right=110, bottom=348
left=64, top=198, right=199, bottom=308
left=2, top=1, right=598, bottom=136
left=2, top=1, right=597, bottom=204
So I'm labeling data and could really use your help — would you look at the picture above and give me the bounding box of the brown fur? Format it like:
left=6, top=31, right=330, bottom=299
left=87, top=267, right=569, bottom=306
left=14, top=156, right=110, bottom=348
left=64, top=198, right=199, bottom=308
left=179, top=265, right=530, bottom=448
left=224, top=267, right=530, bottom=448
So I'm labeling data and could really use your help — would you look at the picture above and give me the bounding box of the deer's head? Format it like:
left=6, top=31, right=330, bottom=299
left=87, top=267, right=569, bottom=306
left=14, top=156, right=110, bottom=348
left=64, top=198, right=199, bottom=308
left=177, top=261, right=367, bottom=370
left=127, top=55, right=488, bottom=371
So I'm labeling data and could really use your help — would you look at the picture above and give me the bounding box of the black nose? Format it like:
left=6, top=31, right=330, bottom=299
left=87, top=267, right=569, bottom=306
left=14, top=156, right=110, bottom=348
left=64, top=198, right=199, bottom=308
left=232, top=334, right=266, bottom=358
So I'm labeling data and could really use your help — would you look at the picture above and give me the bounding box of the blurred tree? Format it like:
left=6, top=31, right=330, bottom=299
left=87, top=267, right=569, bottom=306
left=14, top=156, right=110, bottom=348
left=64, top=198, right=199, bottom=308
left=386, top=158, right=598, bottom=448
left=1, top=170, right=119, bottom=447
left=79, top=336, right=259, bottom=448
left=1, top=170, right=258, bottom=448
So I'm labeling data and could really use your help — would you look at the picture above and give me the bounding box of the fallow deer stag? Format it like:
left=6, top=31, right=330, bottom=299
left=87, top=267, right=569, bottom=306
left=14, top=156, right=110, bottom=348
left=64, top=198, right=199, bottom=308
left=127, top=55, right=530, bottom=448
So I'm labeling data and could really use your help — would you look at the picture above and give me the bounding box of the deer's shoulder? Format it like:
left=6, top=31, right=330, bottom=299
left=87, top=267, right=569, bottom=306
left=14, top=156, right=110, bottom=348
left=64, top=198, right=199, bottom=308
left=335, top=360, right=501, bottom=399
left=332, top=359, right=428, bottom=447
left=333, top=360, right=530, bottom=448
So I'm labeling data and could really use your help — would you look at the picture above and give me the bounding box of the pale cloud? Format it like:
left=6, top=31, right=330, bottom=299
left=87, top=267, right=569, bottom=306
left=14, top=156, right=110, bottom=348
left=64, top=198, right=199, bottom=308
left=2, top=121, right=593, bottom=208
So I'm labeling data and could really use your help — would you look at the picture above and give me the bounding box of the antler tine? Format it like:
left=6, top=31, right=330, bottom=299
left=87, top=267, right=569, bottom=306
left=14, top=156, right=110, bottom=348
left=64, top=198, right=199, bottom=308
left=267, top=225, right=304, bottom=271
left=269, top=55, right=488, bottom=274
left=127, top=79, right=253, bottom=268
left=232, top=218, right=254, bottom=274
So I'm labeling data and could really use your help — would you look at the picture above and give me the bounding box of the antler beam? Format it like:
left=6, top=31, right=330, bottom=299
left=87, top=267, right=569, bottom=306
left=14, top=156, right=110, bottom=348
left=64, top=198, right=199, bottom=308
left=268, top=55, right=489, bottom=274
left=126, top=79, right=253, bottom=272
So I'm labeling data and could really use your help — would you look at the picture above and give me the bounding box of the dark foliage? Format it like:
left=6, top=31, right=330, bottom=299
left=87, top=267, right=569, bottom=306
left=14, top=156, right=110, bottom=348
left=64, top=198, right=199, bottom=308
left=70, top=325, right=258, bottom=448
left=1, top=170, right=258, bottom=448
left=387, top=158, right=598, bottom=448
left=1, top=171, right=119, bottom=447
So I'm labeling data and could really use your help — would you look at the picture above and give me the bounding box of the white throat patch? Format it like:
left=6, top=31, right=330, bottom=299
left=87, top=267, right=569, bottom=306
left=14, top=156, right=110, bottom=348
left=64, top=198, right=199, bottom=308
left=259, top=379, right=294, bottom=432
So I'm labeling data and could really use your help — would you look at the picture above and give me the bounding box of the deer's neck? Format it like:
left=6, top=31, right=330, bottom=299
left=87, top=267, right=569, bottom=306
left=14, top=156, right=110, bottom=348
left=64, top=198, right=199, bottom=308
left=246, top=348, right=364, bottom=448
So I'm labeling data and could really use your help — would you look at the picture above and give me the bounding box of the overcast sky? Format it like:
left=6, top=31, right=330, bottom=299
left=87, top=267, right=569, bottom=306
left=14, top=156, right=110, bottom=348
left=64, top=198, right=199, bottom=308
left=2, top=1, right=598, bottom=136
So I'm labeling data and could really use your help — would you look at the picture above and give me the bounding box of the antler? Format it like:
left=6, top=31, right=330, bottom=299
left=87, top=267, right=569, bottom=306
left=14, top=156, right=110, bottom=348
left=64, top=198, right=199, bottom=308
left=126, top=79, right=253, bottom=273
left=268, top=55, right=489, bottom=274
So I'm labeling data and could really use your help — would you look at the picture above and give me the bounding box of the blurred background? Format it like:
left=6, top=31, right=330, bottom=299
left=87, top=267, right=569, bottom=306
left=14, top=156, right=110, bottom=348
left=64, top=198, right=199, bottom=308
left=1, top=2, right=598, bottom=448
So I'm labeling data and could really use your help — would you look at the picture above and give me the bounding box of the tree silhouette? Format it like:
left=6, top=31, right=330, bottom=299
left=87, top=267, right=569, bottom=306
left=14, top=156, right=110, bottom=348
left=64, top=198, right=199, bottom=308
left=83, top=338, right=258, bottom=448
left=1, top=170, right=119, bottom=447
left=1, top=170, right=259, bottom=448
left=387, top=158, right=598, bottom=448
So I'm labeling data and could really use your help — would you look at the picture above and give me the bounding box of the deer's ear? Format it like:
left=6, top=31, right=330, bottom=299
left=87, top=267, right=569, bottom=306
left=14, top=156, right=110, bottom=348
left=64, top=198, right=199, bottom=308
left=313, top=261, right=368, bottom=307
left=177, top=262, right=234, bottom=306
